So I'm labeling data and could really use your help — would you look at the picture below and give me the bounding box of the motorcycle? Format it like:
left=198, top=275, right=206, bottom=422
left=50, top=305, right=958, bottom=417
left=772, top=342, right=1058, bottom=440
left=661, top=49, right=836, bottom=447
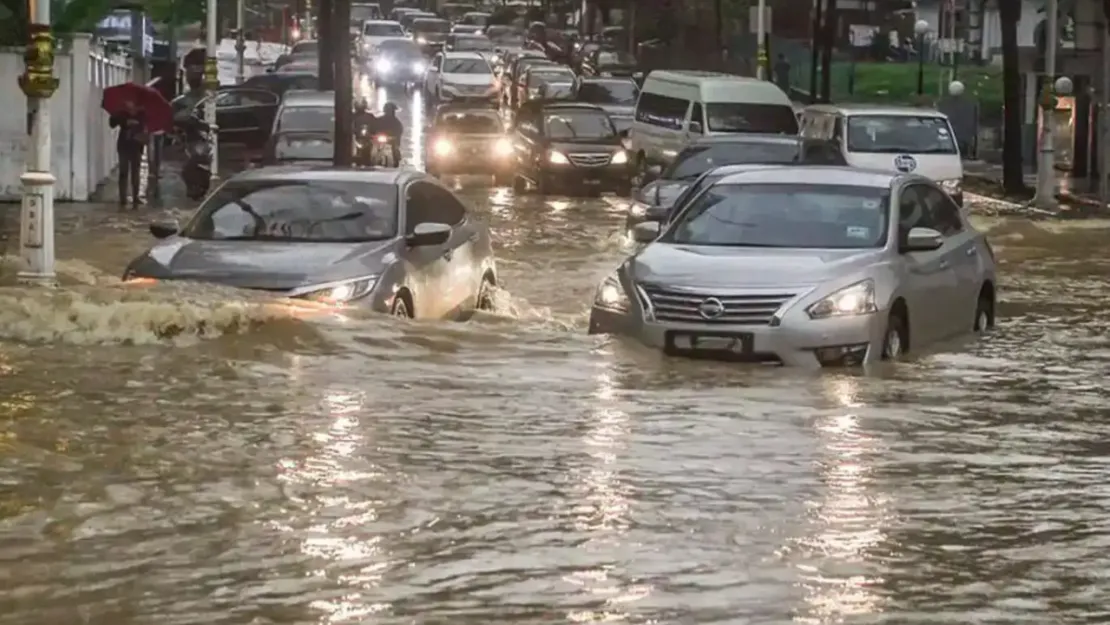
left=370, top=134, right=398, bottom=168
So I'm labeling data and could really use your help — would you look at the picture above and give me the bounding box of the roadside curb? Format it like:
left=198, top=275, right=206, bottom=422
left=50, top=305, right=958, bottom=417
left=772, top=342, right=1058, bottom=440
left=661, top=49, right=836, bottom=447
left=964, top=172, right=1110, bottom=219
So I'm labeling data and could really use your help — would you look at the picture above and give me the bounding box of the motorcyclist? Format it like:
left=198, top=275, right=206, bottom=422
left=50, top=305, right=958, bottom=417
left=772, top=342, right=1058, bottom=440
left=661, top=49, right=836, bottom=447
left=376, top=102, right=404, bottom=164
left=353, top=99, right=377, bottom=144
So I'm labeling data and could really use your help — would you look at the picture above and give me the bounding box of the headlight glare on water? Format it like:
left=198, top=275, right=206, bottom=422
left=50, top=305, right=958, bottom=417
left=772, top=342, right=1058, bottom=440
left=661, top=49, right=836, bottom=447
left=806, top=279, right=877, bottom=319
left=297, top=277, right=376, bottom=304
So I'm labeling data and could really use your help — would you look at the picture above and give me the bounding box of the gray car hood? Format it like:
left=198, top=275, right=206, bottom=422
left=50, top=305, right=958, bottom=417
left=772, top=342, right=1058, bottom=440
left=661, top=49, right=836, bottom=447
left=631, top=243, right=882, bottom=289
left=139, top=238, right=392, bottom=290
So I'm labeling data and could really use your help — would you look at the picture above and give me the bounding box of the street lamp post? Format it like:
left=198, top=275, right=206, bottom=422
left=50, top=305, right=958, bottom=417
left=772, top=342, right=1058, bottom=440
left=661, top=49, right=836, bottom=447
left=755, top=0, right=767, bottom=80
left=914, top=19, right=929, bottom=96
left=1034, top=0, right=1063, bottom=210
left=205, top=0, right=219, bottom=186
left=235, top=0, right=246, bottom=84
left=17, top=0, right=61, bottom=286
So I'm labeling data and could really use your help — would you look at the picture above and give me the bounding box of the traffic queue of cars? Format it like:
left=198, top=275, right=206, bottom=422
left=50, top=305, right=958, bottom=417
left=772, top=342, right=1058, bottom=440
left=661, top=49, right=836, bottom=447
left=148, top=9, right=996, bottom=368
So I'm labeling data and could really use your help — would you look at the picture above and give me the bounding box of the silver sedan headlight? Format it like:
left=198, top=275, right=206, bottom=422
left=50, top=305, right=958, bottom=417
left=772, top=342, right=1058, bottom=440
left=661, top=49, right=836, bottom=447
left=806, top=279, right=877, bottom=319
left=594, top=274, right=630, bottom=312
left=294, top=277, right=377, bottom=303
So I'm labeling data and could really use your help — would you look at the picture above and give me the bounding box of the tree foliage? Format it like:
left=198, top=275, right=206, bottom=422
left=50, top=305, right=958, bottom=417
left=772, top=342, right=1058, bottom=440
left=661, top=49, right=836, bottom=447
left=0, top=0, right=118, bottom=44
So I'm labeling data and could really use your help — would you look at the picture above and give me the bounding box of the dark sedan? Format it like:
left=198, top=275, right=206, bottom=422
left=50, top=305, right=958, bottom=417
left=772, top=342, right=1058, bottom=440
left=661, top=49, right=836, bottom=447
left=626, top=135, right=843, bottom=228
left=371, top=39, right=427, bottom=87
left=124, top=167, right=498, bottom=320
left=573, top=77, right=638, bottom=134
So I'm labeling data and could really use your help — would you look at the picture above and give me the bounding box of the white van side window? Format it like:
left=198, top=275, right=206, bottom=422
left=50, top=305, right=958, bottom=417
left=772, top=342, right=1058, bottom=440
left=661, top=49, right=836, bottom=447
left=635, top=92, right=689, bottom=131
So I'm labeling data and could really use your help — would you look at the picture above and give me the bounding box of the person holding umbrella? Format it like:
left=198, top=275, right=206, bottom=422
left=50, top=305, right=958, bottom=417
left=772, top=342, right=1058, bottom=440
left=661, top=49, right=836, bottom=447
left=102, top=82, right=173, bottom=209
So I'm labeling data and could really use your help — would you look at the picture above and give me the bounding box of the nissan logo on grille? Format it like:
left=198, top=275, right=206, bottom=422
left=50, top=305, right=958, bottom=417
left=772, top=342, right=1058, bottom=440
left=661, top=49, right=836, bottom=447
left=697, top=297, right=725, bottom=319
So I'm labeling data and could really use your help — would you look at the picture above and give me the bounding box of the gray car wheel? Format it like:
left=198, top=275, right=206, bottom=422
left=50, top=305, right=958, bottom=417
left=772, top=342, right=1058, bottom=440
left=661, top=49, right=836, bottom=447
left=973, top=290, right=994, bottom=332
left=391, top=296, right=411, bottom=318
left=882, top=312, right=907, bottom=360
left=477, top=278, right=495, bottom=311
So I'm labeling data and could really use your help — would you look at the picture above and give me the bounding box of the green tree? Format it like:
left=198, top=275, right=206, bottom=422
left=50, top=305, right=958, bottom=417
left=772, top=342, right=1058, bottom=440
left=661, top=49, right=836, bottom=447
left=0, top=0, right=117, bottom=44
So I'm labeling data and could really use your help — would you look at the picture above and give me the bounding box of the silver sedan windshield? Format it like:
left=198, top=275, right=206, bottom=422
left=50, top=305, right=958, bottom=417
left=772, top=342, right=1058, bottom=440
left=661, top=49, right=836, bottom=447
left=664, top=183, right=890, bottom=249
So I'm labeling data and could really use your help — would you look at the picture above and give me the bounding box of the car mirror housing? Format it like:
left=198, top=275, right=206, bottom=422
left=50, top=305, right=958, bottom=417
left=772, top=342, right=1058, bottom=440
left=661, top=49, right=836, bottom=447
left=149, top=221, right=179, bottom=239
left=902, top=226, right=944, bottom=252
left=631, top=221, right=660, bottom=243
left=406, top=221, right=451, bottom=246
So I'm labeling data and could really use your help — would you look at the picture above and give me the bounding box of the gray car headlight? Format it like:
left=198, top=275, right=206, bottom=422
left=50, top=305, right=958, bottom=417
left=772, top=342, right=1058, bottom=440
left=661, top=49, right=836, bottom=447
left=594, top=274, right=630, bottom=312
left=806, top=279, right=877, bottom=319
left=295, top=277, right=377, bottom=303
left=940, top=178, right=961, bottom=193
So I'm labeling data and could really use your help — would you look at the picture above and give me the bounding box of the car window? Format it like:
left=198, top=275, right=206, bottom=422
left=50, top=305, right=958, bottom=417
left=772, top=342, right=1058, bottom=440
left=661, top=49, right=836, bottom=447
left=443, top=58, right=490, bottom=74
left=635, top=92, right=689, bottom=131
left=273, top=133, right=333, bottom=161
left=901, top=184, right=961, bottom=236
left=412, top=19, right=450, bottom=33
left=276, top=105, right=334, bottom=133
left=847, top=115, right=957, bottom=154
left=689, top=103, right=705, bottom=130
left=215, top=91, right=242, bottom=107
left=363, top=22, right=404, bottom=36
left=236, top=90, right=278, bottom=106
left=596, top=51, right=634, bottom=65
left=544, top=110, right=616, bottom=139
left=405, top=181, right=465, bottom=233
left=576, top=81, right=638, bottom=105
left=436, top=111, right=502, bottom=133
left=182, top=179, right=397, bottom=242
left=663, top=183, right=890, bottom=249
left=704, top=103, right=799, bottom=134
left=665, top=173, right=727, bottom=222
left=663, top=142, right=801, bottom=180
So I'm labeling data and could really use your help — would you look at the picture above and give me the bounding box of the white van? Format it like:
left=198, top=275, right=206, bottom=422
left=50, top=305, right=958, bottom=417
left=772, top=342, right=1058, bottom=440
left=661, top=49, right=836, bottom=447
left=800, top=104, right=964, bottom=205
left=628, top=70, right=798, bottom=175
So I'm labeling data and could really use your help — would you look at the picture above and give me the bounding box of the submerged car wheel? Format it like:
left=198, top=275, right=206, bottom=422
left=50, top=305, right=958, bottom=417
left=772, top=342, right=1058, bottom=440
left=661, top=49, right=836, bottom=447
left=973, top=288, right=994, bottom=332
left=882, top=311, right=908, bottom=360
left=391, top=295, right=412, bottom=318
left=477, top=278, right=495, bottom=311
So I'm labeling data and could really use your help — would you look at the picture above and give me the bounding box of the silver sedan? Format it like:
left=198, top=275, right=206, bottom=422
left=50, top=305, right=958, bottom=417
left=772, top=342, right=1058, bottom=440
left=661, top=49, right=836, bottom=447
left=589, top=166, right=997, bottom=367
left=124, top=166, right=498, bottom=319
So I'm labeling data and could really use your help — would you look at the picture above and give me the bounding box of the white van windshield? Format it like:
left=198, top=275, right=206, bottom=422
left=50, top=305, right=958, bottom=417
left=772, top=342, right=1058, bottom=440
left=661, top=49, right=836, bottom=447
left=846, top=115, right=957, bottom=154
left=704, top=103, right=798, bottom=134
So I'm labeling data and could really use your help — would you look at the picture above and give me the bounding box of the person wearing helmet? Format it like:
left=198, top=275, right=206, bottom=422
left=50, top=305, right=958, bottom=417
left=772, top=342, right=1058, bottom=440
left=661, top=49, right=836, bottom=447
left=353, top=99, right=378, bottom=165
left=377, top=102, right=404, bottom=164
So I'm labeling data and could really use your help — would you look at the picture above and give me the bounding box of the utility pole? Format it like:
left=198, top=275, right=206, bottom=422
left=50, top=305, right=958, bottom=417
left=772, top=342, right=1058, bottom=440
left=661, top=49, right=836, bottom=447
left=235, top=0, right=246, bottom=84
left=318, top=0, right=335, bottom=89
left=205, top=0, right=220, bottom=186
left=334, top=0, right=353, bottom=166
left=809, top=0, right=822, bottom=102
left=819, top=0, right=837, bottom=101
left=17, top=0, right=60, bottom=285
left=756, top=0, right=767, bottom=80
left=1034, top=0, right=1060, bottom=209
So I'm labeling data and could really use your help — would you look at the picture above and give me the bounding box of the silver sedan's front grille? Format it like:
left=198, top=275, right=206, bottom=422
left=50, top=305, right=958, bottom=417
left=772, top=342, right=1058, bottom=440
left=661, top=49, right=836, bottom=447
left=568, top=153, right=610, bottom=167
left=639, top=284, right=796, bottom=325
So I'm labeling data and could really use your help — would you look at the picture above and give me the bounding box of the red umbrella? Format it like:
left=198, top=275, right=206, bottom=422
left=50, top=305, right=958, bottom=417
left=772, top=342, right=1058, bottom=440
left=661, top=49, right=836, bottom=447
left=102, top=82, right=174, bottom=134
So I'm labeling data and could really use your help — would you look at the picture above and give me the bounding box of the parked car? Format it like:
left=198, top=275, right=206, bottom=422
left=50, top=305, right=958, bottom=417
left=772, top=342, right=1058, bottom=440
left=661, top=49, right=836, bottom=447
left=580, top=48, right=637, bottom=77
left=426, top=104, right=513, bottom=182
left=509, top=101, right=632, bottom=196
left=125, top=167, right=499, bottom=320
left=425, top=51, right=496, bottom=103
left=573, top=77, right=638, bottom=134
left=590, top=166, right=997, bottom=367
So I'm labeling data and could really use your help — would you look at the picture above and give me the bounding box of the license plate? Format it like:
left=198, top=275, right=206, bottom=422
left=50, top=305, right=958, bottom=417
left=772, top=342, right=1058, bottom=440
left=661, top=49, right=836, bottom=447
left=584, top=178, right=602, bottom=185
left=665, top=331, right=753, bottom=358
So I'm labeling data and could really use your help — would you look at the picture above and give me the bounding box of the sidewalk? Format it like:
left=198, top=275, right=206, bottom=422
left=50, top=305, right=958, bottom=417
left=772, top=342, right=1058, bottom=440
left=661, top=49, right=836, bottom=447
left=962, top=160, right=1109, bottom=217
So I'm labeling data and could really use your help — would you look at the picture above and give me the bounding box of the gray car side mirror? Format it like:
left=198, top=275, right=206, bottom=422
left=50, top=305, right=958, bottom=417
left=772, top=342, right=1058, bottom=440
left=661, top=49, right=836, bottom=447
left=631, top=220, right=660, bottom=243
left=902, top=226, right=943, bottom=252
left=407, top=221, right=451, bottom=246
left=149, top=221, right=179, bottom=239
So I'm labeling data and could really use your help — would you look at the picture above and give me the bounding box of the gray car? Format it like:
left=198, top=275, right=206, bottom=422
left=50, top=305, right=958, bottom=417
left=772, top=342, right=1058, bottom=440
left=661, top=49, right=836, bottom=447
left=590, top=166, right=997, bottom=367
left=124, top=167, right=498, bottom=319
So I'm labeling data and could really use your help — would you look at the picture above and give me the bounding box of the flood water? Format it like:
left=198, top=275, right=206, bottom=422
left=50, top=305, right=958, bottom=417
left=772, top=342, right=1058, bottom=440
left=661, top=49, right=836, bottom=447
left=1, top=89, right=1109, bottom=624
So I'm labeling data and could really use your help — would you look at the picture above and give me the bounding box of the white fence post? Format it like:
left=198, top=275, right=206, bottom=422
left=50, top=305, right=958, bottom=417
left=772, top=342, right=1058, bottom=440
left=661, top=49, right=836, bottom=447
left=70, top=34, right=91, bottom=200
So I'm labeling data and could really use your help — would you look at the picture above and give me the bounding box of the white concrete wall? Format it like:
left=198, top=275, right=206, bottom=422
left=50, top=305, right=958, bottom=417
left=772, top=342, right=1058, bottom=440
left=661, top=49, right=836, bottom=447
left=0, top=34, right=130, bottom=202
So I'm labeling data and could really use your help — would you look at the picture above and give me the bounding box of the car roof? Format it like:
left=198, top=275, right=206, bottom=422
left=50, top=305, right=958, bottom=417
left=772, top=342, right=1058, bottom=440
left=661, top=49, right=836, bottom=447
left=364, top=19, right=401, bottom=25
left=715, top=166, right=897, bottom=188
left=282, top=90, right=335, bottom=106
left=689, top=134, right=801, bottom=147
left=538, top=102, right=605, bottom=113
left=578, top=76, right=636, bottom=84
left=231, top=166, right=414, bottom=185
left=444, top=50, right=489, bottom=60
left=413, top=16, right=447, bottom=23
left=805, top=103, right=949, bottom=118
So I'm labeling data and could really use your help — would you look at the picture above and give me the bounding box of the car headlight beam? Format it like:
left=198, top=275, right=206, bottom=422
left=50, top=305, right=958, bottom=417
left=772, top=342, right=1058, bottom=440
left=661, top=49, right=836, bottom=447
left=494, top=137, right=513, bottom=156
left=594, top=274, right=630, bottom=312
left=549, top=150, right=569, bottom=165
left=433, top=138, right=453, bottom=157
left=610, top=150, right=628, bottom=164
left=806, top=279, right=877, bottom=320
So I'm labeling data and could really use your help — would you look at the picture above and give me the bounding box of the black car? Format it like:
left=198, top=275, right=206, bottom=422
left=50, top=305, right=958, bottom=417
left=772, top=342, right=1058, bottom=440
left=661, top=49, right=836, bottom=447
left=581, top=49, right=637, bottom=78
left=371, top=39, right=427, bottom=87
left=174, top=87, right=280, bottom=148
left=426, top=105, right=513, bottom=182
left=509, top=101, right=632, bottom=196
left=241, top=72, right=319, bottom=96
left=626, top=135, right=843, bottom=228
left=411, top=17, right=450, bottom=54
left=573, top=77, right=638, bottom=134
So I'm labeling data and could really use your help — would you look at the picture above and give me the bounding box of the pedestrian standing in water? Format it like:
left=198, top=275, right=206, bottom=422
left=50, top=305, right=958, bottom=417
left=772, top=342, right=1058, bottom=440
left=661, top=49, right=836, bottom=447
left=109, top=100, right=148, bottom=209
left=774, top=54, right=791, bottom=92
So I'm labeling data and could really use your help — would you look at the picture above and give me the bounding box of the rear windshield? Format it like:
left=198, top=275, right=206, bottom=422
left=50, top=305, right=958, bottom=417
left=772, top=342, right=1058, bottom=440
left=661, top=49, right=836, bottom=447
left=351, top=4, right=380, bottom=21
left=436, top=112, right=502, bottom=133
left=277, top=105, right=335, bottom=133
left=443, top=57, right=490, bottom=74
left=452, top=36, right=494, bottom=51
left=847, top=115, right=958, bottom=154
left=596, top=51, right=634, bottom=66
left=412, top=19, right=449, bottom=33
left=704, top=103, right=799, bottom=134
left=363, top=22, right=403, bottom=36
left=665, top=142, right=802, bottom=180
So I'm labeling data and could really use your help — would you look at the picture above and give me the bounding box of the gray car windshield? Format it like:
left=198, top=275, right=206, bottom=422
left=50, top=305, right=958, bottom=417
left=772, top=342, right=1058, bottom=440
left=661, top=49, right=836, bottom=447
left=664, top=183, right=890, bottom=249
left=363, top=22, right=403, bottom=36
left=443, top=58, right=490, bottom=73
left=847, top=115, right=958, bottom=154
left=273, top=134, right=333, bottom=161
left=665, top=142, right=801, bottom=180
left=277, top=106, right=334, bottom=132
left=545, top=111, right=616, bottom=139
left=182, top=180, right=397, bottom=242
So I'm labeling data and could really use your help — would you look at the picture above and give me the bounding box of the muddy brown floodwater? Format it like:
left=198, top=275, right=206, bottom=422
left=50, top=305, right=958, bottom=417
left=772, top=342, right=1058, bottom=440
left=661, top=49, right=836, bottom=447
left=3, top=92, right=1110, bottom=623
